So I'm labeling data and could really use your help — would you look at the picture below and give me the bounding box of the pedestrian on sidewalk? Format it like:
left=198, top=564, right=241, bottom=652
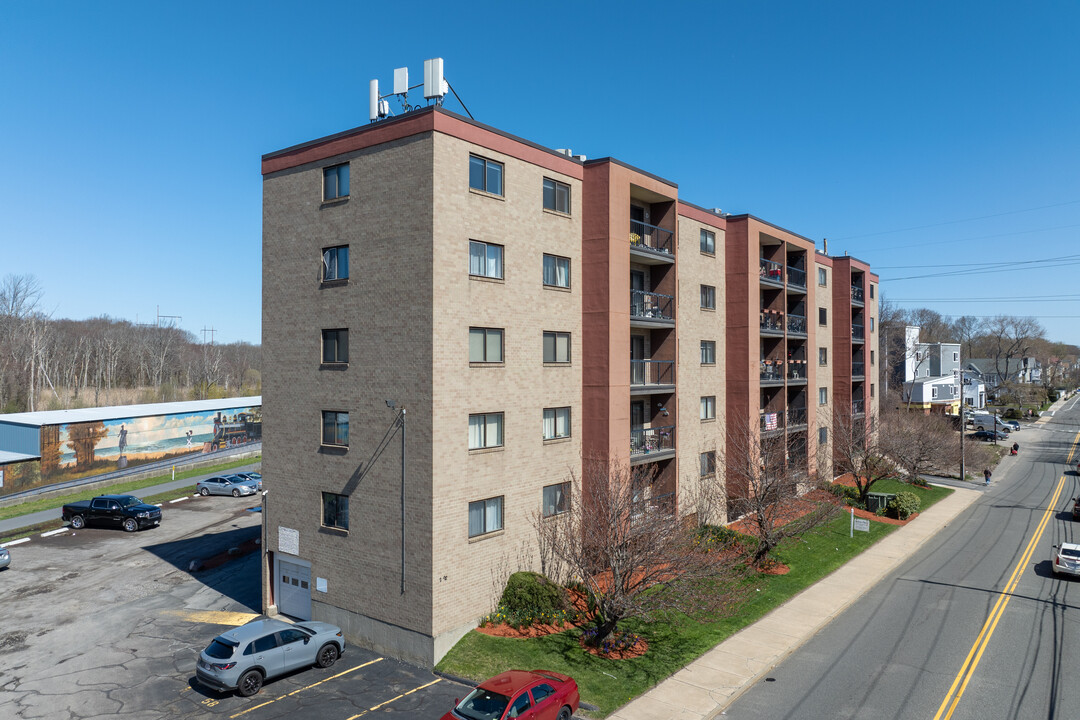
left=984, top=468, right=992, bottom=486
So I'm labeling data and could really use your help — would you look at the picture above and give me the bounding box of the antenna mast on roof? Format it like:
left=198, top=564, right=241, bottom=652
left=369, top=58, right=472, bottom=122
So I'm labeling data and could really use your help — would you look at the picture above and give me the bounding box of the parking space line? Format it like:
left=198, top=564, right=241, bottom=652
left=0, top=537, right=31, bottom=547
left=229, top=658, right=383, bottom=719
left=344, top=678, right=443, bottom=719
left=41, top=528, right=67, bottom=538
left=169, top=497, right=189, bottom=503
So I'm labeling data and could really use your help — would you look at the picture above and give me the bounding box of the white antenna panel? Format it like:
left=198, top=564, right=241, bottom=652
left=394, top=67, right=409, bottom=95
left=369, top=79, right=380, bottom=121
left=424, top=57, right=446, bottom=99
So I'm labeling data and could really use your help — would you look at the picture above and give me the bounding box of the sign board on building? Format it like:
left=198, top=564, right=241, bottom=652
left=278, top=526, right=300, bottom=556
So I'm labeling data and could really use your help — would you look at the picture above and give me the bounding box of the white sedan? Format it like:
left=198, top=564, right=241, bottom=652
left=1051, top=542, right=1080, bottom=577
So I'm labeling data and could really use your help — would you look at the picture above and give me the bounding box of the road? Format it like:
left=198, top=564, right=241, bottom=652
left=725, top=396, right=1080, bottom=719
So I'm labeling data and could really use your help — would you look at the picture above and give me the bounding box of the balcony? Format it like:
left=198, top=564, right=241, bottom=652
left=630, top=290, right=675, bottom=326
left=853, top=399, right=865, bottom=415
left=852, top=324, right=865, bottom=342
left=787, top=313, right=807, bottom=337
left=760, top=410, right=785, bottom=433
left=786, top=361, right=808, bottom=383
left=851, top=286, right=865, bottom=305
left=787, top=266, right=807, bottom=290
left=760, top=258, right=784, bottom=286
left=760, top=360, right=785, bottom=385
left=788, top=407, right=808, bottom=427
left=631, top=360, right=675, bottom=393
left=630, top=425, right=676, bottom=463
left=760, top=309, right=785, bottom=335
left=629, top=219, right=675, bottom=264
left=852, top=361, right=865, bottom=378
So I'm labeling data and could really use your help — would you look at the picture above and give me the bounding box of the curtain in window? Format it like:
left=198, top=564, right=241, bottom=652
left=555, top=333, right=568, bottom=362
left=557, top=408, right=568, bottom=437
left=468, top=501, right=484, bottom=536
left=469, top=329, right=485, bottom=362
left=485, top=497, right=502, bottom=532
left=469, top=242, right=485, bottom=276
left=487, top=245, right=502, bottom=278
left=469, top=414, right=484, bottom=449
left=543, top=409, right=555, bottom=439
left=486, top=414, right=503, bottom=446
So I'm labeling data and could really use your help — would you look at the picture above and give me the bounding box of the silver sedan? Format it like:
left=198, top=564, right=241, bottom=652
left=196, top=476, right=259, bottom=498
left=0, top=547, right=9, bottom=570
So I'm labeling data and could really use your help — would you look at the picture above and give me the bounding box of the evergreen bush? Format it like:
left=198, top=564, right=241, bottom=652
left=887, top=491, right=921, bottom=520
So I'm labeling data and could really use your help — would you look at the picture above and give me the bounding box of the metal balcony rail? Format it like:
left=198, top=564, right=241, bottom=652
left=760, top=360, right=785, bottom=382
left=852, top=361, right=865, bottom=376
left=853, top=399, right=865, bottom=415
left=630, top=360, right=675, bottom=386
left=788, top=314, right=807, bottom=334
left=630, top=425, right=676, bottom=456
left=760, top=410, right=785, bottom=432
left=787, top=266, right=807, bottom=288
left=760, top=310, right=785, bottom=332
left=760, top=258, right=784, bottom=282
left=786, top=361, right=807, bottom=380
left=851, top=286, right=865, bottom=302
left=788, top=407, right=808, bottom=425
left=629, top=219, right=674, bottom=256
left=852, top=324, right=865, bottom=339
left=630, top=290, right=674, bottom=322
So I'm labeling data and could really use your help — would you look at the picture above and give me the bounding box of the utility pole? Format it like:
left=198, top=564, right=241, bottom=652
left=201, top=327, right=217, bottom=345
left=156, top=305, right=182, bottom=328
left=958, top=363, right=966, bottom=482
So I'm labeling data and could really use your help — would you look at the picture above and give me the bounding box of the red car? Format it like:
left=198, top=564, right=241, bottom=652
left=441, top=669, right=579, bottom=720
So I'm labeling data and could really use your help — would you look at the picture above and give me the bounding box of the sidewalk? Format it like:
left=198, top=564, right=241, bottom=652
left=607, top=486, right=981, bottom=720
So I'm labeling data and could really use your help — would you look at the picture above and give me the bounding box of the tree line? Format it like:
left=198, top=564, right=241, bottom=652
left=0, top=274, right=261, bottom=413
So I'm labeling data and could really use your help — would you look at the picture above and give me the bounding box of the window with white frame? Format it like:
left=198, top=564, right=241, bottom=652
left=543, top=407, right=571, bottom=440
left=700, top=284, right=715, bottom=310
left=700, top=229, right=715, bottom=254
left=469, top=240, right=503, bottom=279
left=701, top=340, right=716, bottom=365
left=542, top=178, right=570, bottom=213
left=542, top=482, right=570, bottom=517
left=819, top=387, right=828, bottom=405
left=700, top=396, right=716, bottom=420
left=543, top=331, right=571, bottom=363
left=931, top=386, right=938, bottom=399
left=700, top=451, right=716, bottom=477
left=543, top=254, right=571, bottom=288
left=323, top=164, right=349, bottom=200
left=468, top=496, right=503, bottom=537
left=469, top=155, right=503, bottom=195
left=468, top=412, right=504, bottom=449
left=322, top=245, right=349, bottom=281
left=322, top=411, right=349, bottom=447
left=818, top=267, right=827, bottom=286
left=469, top=327, right=503, bottom=363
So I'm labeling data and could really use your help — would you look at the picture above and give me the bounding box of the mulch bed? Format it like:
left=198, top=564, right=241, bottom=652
left=578, top=633, right=649, bottom=660
left=475, top=621, right=575, bottom=639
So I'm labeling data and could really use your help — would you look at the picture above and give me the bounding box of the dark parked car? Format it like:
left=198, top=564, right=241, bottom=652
left=1072, top=497, right=1080, bottom=521
left=441, top=669, right=579, bottom=720
left=62, top=495, right=162, bottom=532
left=972, top=430, right=1008, bottom=442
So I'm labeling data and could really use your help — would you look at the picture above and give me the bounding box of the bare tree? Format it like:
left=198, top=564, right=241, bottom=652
left=883, top=404, right=956, bottom=483
left=983, top=315, right=1045, bottom=385
left=546, top=458, right=749, bottom=645
left=831, top=407, right=896, bottom=505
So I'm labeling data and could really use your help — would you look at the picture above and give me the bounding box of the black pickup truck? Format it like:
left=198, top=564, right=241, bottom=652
left=61, top=495, right=162, bottom=532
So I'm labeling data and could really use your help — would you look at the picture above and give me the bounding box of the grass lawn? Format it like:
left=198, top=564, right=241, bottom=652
left=864, top=477, right=952, bottom=511
left=436, top=507, right=917, bottom=717
left=0, top=455, right=260, bottom=524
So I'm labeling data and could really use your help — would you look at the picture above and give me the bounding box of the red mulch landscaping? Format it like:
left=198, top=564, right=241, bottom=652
left=475, top=621, right=575, bottom=639
left=579, top=633, right=649, bottom=660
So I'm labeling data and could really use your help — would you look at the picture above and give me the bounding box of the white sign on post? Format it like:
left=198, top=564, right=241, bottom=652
left=850, top=508, right=871, bottom=536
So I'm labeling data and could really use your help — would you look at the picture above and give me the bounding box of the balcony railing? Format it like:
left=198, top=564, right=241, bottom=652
left=788, top=407, right=808, bottom=426
left=786, top=361, right=807, bottom=380
left=630, top=360, right=675, bottom=387
left=629, top=219, right=674, bottom=256
left=852, top=324, right=865, bottom=340
left=851, top=286, right=865, bottom=303
left=853, top=399, right=865, bottom=415
left=760, top=410, right=785, bottom=432
left=788, top=314, right=807, bottom=335
left=787, top=266, right=807, bottom=288
left=630, top=290, right=674, bottom=322
left=852, top=361, right=865, bottom=377
left=760, top=258, right=784, bottom=283
left=630, top=425, right=675, bottom=457
left=760, top=310, right=785, bottom=332
left=760, top=360, right=785, bottom=382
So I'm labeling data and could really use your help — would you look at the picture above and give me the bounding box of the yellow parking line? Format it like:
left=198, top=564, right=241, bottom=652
left=344, top=678, right=443, bottom=719
left=229, top=658, right=383, bottom=719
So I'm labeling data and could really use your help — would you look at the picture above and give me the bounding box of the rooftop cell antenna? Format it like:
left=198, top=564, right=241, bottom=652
left=369, top=57, right=473, bottom=123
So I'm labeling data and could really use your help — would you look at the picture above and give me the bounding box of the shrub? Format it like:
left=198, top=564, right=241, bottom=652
left=887, top=491, right=921, bottom=520
left=500, top=571, right=566, bottom=617
left=1003, top=407, right=1019, bottom=419
left=828, top=483, right=863, bottom=508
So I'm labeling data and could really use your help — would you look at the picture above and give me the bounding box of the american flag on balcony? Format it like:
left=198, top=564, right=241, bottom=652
left=765, top=413, right=778, bottom=431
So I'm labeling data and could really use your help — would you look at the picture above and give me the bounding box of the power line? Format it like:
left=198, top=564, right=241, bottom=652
left=877, top=253, right=1080, bottom=270
left=833, top=198, right=1080, bottom=241
left=886, top=258, right=1080, bottom=281
left=890, top=297, right=1080, bottom=303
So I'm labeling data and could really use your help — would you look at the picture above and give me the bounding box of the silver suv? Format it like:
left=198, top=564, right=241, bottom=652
left=196, top=618, right=344, bottom=696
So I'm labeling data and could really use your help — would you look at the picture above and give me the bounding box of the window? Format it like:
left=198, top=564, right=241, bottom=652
left=543, top=407, right=571, bottom=440
left=871, top=350, right=875, bottom=365
left=871, top=384, right=876, bottom=397
left=870, top=284, right=875, bottom=298
left=322, top=411, right=349, bottom=447
left=468, top=496, right=503, bottom=537
left=251, top=634, right=278, bottom=654
left=542, top=178, right=570, bottom=213
left=819, top=307, right=828, bottom=326
left=818, top=427, right=828, bottom=445
left=700, top=284, right=716, bottom=310
left=508, top=693, right=531, bottom=717
left=543, top=331, right=571, bottom=363
left=469, top=240, right=503, bottom=279
left=323, top=164, right=349, bottom=200
left=469, top=412, right=504, bottom=449
left=322, top=492, right=349, bottom=530
left=819, top=347, right=828, bottom=365
left=700, top=229, right=715, bottom=254
left=818, top=268, right=827, bottom=286
left=953, top=352, right=959, bottom=362
left=819, top=387, right=828, bottom=405
left=542, top=483, right=569, bottom=518
left=542, top=254, right=571, bottom=288
left=931, top=386, right=938, bottom=399
left=322, top=245, right=349, bottom=281
left=870, top=318, right=875, bottom=331
left=531, top=683, right=556, bottom=704
left=700, top=451, right=716, bottom=477
left=469, top=327, right=503, bottom=363
left=700, top=396, right=716, bottom=420
left=469, top=154, right=503, bottom=195
left=701, top=340, right=716, bottom=365
left=322, top=329, right=349, bottom=364
left=279, top=629, right=309, bottom=645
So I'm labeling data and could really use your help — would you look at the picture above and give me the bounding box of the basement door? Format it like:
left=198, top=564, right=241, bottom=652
left=276, top=558, right=312, bottom=620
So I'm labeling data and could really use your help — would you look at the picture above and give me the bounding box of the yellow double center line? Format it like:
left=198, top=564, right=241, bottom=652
left=933, top=431, right=1080, bottom=719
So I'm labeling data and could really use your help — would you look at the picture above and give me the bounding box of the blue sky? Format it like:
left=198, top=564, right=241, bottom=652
left=2, top=1, right=1078, bottom=346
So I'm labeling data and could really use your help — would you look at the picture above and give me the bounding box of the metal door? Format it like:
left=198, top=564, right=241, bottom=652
left=276, top=559, right=312, bottom=620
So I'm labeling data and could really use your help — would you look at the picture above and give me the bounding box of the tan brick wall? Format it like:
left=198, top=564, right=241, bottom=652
left=868, top=278, right=879, bottom=419
left=813, top=257, right=834, bottom=477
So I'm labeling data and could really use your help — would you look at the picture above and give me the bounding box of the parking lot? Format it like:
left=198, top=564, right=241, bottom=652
left=0, top=495, right=464, bottom=719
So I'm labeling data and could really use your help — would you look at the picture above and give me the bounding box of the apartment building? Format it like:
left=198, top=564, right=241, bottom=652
left=261, top=105, right=877, bottom=666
